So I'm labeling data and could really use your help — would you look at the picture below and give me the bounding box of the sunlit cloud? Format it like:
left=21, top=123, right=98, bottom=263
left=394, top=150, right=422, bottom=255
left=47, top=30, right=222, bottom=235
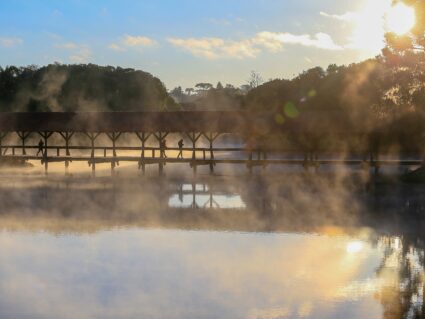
left=254, top=31, right=343, bottom=51
left=53, top=40, right=91, bottom=63
left=167, top=37, right=259, bottom=59
left=66, top=45, right=91, bottom=63
left=108, top=43, right=126, bottom=52
left=168, top=31, right=342, bottom=59
left=320, top=0, right=395, bottom=56
left=122, top=34, right=156, bottom=47
left=319, top=11, right=358, bottom=22
left=0, top=37, right=23, bottom=48
left=69, top=47, right=91, bottom=63
left=109, top=34, right=157, bottom=52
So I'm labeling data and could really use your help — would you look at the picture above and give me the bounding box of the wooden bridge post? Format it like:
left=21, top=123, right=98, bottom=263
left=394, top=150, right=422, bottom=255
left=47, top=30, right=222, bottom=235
left=187, top=132, right=202, bottom=175
left=304, top=151, right=316, bottom=172
left=59, top=132, right=74, bottom=156
left=210, top=192, right=213, bottom=209
left=248, top=152, right=253, bottom=174
left=84, top=132, right=101, bottom=177
left=59, top=132, right=74, bottom=175
left=154, top=132, right=169, bottom=176
left=303, top=152, right=310, bottom=171
left=17, top=131, right=30, bottom=155
left=191, top=181, right=197, bottom=208
left=38, top=132, right=53, bottom=175
left=314, top=152, right=319, bottom=173
left=0, top=132, right=8, bottom=157
left=106, top=132, right=122, bottom=175
left=203, top=133, right=219, bottom=174
left=360, top=153, right=369, bottom=172
left=136, top=132, right=152, bottom=175
left=262, top=142, right=268, bottom=171
left=372, top=152, right=380, bottom=176
left=246, top=135, right=254, bottom=174
left=257, top=135, right=268, bottom=171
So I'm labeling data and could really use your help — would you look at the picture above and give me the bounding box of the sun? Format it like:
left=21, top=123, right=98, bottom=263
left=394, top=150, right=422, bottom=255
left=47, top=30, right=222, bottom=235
left=346, top=241, right=364, bottom=254
left=386, top=3, right=416, bottom=35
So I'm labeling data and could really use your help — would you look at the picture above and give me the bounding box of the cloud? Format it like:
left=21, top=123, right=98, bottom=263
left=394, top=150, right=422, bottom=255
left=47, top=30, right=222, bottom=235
left=108, top=43, right=126, bottom=52
left=55, top=42, right=78, bottom=49
left=109, top=34, right=157, bottom=52
left=55, top=41, right=91, bottom=63
left=167, top=31, right=342, bottom=59
left=122, top=35, right=156, bottom=47
left=254, top=31, right=343, bottom=51
left=69, top=46, right=91, bottom=63
left=0, top=37, right=23, bottom=48
left=320, top=0, right=392, bottom=56
left=167, top=37, right=260, bottom=59
left=319, top=11, right=357, bottom=22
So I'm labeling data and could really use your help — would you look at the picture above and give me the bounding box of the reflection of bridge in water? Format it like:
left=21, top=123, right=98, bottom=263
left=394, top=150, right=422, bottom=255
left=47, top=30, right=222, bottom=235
left=0, top=112, right=423, bottom=176
left=0, top=175, right=424, bottom=242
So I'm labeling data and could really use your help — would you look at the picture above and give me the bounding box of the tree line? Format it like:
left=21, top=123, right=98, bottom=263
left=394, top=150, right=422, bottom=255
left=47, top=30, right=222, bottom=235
left=0, top=63, right=177, bottom=112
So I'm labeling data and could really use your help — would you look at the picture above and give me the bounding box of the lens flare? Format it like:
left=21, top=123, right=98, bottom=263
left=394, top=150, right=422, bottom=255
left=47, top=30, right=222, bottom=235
left=386, top=3, right=415, bottom=35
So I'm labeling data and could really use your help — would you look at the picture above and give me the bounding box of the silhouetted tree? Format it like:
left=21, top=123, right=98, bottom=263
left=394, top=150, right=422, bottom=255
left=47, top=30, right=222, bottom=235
left=195, top=83, right=213, bottom=91
left=247, top=71, right=263, bottom=89
left=185, top=88, right=195, bottom=96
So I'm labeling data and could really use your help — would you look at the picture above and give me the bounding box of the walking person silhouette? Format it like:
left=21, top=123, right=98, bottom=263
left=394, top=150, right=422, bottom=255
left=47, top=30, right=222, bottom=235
left=36, top=139, right=44, bottom=157
left=177, top=139, right=184, bottom=159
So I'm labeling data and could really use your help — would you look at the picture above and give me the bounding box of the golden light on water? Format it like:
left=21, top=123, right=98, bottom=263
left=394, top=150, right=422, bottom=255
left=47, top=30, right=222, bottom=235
left=385, top=3, right=416, bottom=35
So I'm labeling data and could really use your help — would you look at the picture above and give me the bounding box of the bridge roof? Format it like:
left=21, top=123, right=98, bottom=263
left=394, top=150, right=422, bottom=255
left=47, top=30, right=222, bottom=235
left=0, top=111, right=363, bottom=134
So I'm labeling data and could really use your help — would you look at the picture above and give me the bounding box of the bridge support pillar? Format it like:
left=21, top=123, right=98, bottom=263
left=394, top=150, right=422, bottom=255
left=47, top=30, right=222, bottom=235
left=303, top=153, right=308, bottom=171
left=59, top=132, right=74, bottom=156
left=187, top=132, right=202, bottom=176
left=248, top=152, right=253, bottom=174
left=154, top=132, right=169, bottom=176
left=65, top=160, right=70, bottom=176
left=203, top=132, right=219, bottom=174
left=84, top=132, right=101, bottom=177
left=0, top=132, right=8, bottom=157
left=313, top=152, right=319, bottom=173
left=106, top=132, right=122, bottom=176
left=38, top=132, right=53, bottom=175
left=136, top=132, right=152, bottom=175
left=17, top=131, right=30, bottom=155
left=373, top=154, right=380, bottom=176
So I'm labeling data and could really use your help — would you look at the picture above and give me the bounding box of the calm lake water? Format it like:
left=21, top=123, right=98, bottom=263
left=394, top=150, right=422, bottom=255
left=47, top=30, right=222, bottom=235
left=0, top=168, right=423, bottom=319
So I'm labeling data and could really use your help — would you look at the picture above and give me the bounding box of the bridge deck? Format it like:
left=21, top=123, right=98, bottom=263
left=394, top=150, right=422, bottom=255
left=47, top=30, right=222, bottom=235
left=1, top=154, right=422, bottom=166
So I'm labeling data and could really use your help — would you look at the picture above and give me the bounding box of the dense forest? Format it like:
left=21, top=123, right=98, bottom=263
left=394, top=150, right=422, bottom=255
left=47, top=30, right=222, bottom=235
left=0, top=64, right=177, bottom=112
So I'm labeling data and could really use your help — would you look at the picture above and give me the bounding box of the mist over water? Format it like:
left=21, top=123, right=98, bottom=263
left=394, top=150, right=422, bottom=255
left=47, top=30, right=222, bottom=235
left=0, top=164, right=423, bottom=319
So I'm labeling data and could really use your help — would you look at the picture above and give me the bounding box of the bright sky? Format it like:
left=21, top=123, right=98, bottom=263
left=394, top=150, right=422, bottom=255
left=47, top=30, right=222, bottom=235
left=0, top=0, right=412, bottom=89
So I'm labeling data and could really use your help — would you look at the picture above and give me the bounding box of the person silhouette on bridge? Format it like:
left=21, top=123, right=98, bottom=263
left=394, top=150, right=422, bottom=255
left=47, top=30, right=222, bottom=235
left=36, top=139, right=44, bottom=157
left=177, top=139, right=184, bottom=159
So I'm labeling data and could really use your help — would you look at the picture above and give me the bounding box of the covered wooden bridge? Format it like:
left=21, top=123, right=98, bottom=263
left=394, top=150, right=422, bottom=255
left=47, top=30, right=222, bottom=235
left=0, top=111, right=418, bottom=175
